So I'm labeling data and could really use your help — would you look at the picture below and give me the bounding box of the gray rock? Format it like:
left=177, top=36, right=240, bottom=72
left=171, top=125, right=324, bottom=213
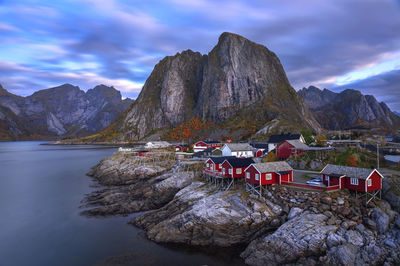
left=337, top=197, right=345, bottom=205
left=371, top=207, right=390, bottom=234
left=288, top=207, right=303, bottom=220
left=355, top=223, right=366, bottom=232
left=364, top=218, right=377, bottom=230
left=345, top=230, right=364, bottom=247
left=395, top=216, right=400, bottom=229
left=327, top=232, right=346, bottom=248
left=326, top=243, right=359, bottom=265
left=384, top=239, right=397, bottom=248
left=241, top=213, right=337, bottom=265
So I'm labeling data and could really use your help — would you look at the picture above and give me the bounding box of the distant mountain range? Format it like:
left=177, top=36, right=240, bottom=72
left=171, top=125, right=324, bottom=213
left=394, top=111, right=400, bottom=117
left=0, top=84, right=133, bottom=140
left=298, top=86, right=400, bottom=132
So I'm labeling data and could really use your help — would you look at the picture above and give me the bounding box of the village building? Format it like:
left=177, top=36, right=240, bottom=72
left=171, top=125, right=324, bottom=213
left=193, top=140, right=222, bottom=152
left=211, top=148, right=222, bottom=156
left=145, top=141, right=171, bottom=149
left=276, top=140, right=309, bottom=159
left=244, top=161, right=293, bottom=197
left=267, top=133, right=305, bottom=152
left=204, top=156, right=235, bottom=174
left=220, top=157, right=255, bottom=178
left=249, top=142, right=269, bottom=157
left=321, top=164, right=384, bottom=204
left=175, top=144, right=190, bottom=152
left=222, top=143, right=255, bottom=158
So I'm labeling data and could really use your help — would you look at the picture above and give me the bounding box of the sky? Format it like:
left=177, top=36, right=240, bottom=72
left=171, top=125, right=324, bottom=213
left=0, top=0, right=400, bottom=111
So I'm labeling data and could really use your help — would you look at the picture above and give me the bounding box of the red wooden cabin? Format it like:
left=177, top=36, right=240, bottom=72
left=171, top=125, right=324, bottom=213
left=221, top=157, right=254, bottom=178
left=194, top=140, right=222, bottom=152
left=321, top=164, right=384, bottom=192
left=175, top=144, right=190, bottom=152
left=276, top=140, right=309, bottom=159
left=244, top=161, right=293, bottom=185
left=204, top=156, right=235, bottom=174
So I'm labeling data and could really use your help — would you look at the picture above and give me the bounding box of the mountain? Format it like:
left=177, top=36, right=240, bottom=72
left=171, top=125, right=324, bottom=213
left=84, top=32, right=320, bottom=142
left=394, top=111, right=400, bottom=117
left=0, top=84, right=133, bottom=140
left=298, top=86, right=400, bottom=132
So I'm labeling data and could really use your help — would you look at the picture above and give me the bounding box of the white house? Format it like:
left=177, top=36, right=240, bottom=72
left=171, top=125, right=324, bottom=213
left=145, top=141, right=171, bottom=149
left=222, top=143, right=255, bottom=158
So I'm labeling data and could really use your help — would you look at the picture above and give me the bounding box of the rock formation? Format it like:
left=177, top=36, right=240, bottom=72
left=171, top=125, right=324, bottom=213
left=298, top=86, right=400, bottom=132
left=0, top=83, right=133, bottom=140
left=93, top=32, right=320, bottom=142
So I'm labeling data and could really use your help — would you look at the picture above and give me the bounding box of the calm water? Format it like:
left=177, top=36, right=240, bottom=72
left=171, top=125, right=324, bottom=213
left=385, top=155, right=400, bottom=163
left=0, top=141, right=242, bottom=266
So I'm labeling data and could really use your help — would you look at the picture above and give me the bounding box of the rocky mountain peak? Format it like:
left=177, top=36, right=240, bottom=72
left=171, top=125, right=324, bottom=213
left=298, top=85, right=400, bottom=132
left=102, top=32, right=321, bottom=141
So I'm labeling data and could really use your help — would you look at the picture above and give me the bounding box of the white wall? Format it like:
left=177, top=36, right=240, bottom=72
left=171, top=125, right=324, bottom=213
left=222, top=145, right=232, bottom=156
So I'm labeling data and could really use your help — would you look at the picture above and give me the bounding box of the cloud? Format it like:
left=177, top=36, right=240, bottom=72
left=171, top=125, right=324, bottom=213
left=0, top=0, right=399, bottom=106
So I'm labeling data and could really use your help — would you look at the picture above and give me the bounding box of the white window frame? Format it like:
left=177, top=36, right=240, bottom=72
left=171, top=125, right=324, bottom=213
left=266, top=173, right=272, bottom=180
left=350, top=178, right=358, bottom=186
left=255, top=173, right=259, bottom=181
left=236, top=168, right=242, bottom=174
left=325, top=175, right=329, bottom=181
left=222, top=168, right=225, bottom=174
left=246, top=172, right=250, bottom=179
left=229, top=168, right=233, bottom=174
left=206, top=163, right=209, bottom=168
left=367, top=179, right=372, bottom=187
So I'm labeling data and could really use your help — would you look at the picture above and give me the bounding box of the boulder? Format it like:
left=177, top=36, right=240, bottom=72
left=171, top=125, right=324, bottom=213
left=345, top=230, right=364, bottom=247
left=287, top=207, right=303, bottom=220
left=326, top=232, right=345, bottom=248
left=241, top=212, right=337, bottom=265
left=371, top=207, right=390, bottom=234
left=131, top=182, right=281, bottom=247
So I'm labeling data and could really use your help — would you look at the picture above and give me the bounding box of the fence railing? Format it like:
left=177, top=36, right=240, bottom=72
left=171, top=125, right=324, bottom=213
left=281, top=180, right=340, bottom=191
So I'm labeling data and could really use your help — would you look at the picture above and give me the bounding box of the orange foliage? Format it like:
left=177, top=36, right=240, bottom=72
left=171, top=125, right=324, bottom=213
left=163, top=118, right=213, bottom=141
left=346, top=154, right=357, bottom=167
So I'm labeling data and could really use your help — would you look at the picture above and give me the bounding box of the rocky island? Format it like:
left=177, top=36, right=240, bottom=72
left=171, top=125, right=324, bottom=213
left=83, top=149, right=400, bottom=265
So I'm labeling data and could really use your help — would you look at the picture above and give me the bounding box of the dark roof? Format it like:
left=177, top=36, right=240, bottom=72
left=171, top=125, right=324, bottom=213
left=209, top=156, right=235, bottom=164
left=176, top=144, right=190, bottom=147
left=250, top=142, right=269, bottom=149
left=203, top=147, right=216, bottom=153
left=204, top=140, right=220, bottom=144
left=225, top=157, right=254, bottom=168
left=278, top=171, right=291, bottom=175
left=268, top=133, right=301, bottom=144
left=192, top=151, right=204, bottom=157
left=321, top=164, right=382, bottom=180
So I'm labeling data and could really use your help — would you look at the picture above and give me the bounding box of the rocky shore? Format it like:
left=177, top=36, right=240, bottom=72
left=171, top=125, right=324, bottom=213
left=85, top=151, right=400, bottom=265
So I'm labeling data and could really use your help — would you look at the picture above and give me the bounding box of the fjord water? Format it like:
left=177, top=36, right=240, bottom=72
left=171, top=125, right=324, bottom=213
left=0, top=141, right=240, bottom=266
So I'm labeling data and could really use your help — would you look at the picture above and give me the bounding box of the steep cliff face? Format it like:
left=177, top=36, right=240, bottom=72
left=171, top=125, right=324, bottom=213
left=298, top=86, right=400, bottom=131
left=106, top=32, right=320, bottom=141
left=0, top=84, right=133, bottom=140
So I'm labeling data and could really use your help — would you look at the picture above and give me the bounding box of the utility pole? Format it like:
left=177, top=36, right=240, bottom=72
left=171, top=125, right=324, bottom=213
left=377, top=142, right=379, bottom=169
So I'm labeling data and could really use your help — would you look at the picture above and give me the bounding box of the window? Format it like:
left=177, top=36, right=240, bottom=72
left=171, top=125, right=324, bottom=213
left=367, top=179, right=372, bottom=187
left=236, top=168, right=242, bottom=174
left=222, top=168, right=225, bottom=174
left=266, top=173, right=272, bottom=180
left=255, top=174, right=259, bottom=181
left=206, top=163, right=209, bottom=168
left=246, top=172, right=250, bottom=179
left=229, top=168, right=233, bottom=174
left=325, top=175, right=329, bottom=181
left=350, top=178, right=358, bottom=186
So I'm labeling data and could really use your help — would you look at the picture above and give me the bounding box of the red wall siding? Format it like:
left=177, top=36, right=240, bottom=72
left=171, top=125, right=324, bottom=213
left=245, top=165, right=261, bottom=184
left=279, top=171, right=293, bottom=183
left=244, top=166, right=280, bottom=185
left=343, top=177, right=366, bottom=192
left=255, top=150, right=263, bottom=157
left=204, top=159, right=213, bottom=171
left=221, top=161, right=232, bottom=178
left=276, top=141, right=306, bottom=159
left=366, top=171, right=382, bottom=191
